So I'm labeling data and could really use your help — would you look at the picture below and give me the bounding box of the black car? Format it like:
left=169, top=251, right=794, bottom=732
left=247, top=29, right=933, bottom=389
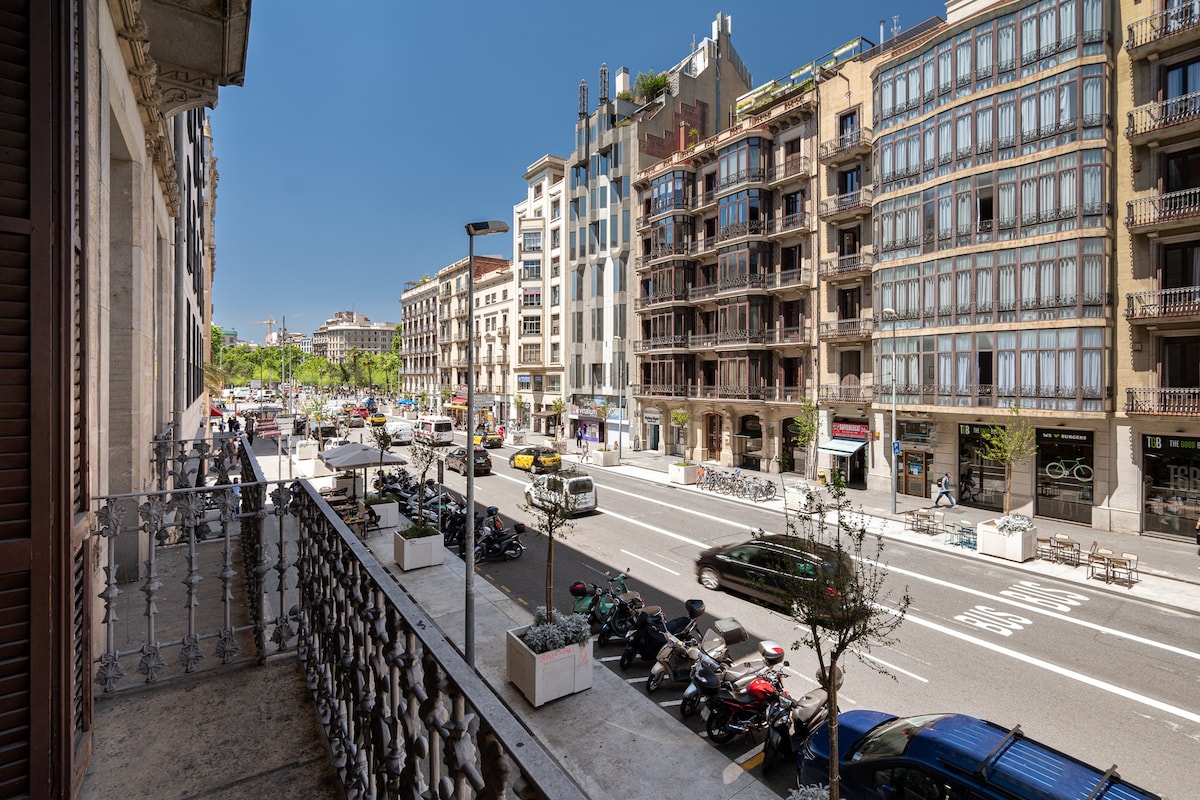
left=695, top=534, right=853, bottom=611
left=445, top=445, right=491, bottom=476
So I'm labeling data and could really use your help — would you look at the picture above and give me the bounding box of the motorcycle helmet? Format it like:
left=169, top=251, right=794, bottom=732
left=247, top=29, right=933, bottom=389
left=513, top=523, right=526, bottom=533
left=746, top=676, right=780, bottom=703
left=569, top=580, right=588, bottom=597
left=486, top=506, right=499, bottom=516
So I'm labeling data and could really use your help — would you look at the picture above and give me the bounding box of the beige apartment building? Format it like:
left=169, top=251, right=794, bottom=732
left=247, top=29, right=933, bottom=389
left=473, top=260, right=514, bottom=427
left=513, top=155, right=569, bottom=433
left=311, top=310, right=398, bottom=363
left=633, top=0, right=1199, bottom=539
left=434, top=255, right=509, bottom=419
left=401, top=277, right=439, bottom=407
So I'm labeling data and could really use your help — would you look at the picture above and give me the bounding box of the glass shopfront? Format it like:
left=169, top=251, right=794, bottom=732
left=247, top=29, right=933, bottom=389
left=898, top=420, right=935, bottom=498
left=957, top=423, right=1004, bottom=513
left=1035, top=429, right=1094, bottom=525
left=1142, top=434, right=1200, bottom=540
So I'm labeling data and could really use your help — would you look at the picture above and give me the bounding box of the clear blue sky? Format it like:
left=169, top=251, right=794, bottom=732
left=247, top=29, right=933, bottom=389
left=210, top=1, right=932, bottom=342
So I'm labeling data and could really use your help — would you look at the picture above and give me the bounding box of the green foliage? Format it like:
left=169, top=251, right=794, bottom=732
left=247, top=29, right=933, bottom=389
left=401, top=523, right=440, bottom=539
left=634, top=70, right=670, bottom=101
left=367, top=425, right=393, bottom=462
left=521, top=608, right=590, bottom=654
left=979, top=405, right=1038, bottom=514
left=791, top=399, right=820, bottom=480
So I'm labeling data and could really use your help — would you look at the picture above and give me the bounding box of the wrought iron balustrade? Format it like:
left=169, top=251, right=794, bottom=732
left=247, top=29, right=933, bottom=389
left=1126, top=286, right=1200, bottom=319
left=1125, top=387, right=1200, bottom=415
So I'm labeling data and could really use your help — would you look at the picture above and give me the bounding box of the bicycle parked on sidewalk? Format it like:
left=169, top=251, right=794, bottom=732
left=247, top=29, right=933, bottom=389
left=695, top=467, right=777, bottom=502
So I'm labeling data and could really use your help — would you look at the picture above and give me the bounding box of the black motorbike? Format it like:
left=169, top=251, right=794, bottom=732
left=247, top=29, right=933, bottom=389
left=595, top=583, right=645, bottom=646
left=761, top=666, right=842, bottom=775
left=618, top=599, right=704, bottom=671
left=474, top=522, right=525, bottom=562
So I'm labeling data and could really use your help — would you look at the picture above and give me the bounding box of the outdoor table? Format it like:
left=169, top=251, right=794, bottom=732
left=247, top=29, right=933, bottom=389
left=1053, top=537, right=1081, bottom=566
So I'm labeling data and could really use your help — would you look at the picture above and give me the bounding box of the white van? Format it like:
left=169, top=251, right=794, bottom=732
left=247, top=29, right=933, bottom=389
left=413, top=415, right=455, bottom=446
left=525, top=469, right=597, bottom=516
left=385, top=420, right=414, bottom=444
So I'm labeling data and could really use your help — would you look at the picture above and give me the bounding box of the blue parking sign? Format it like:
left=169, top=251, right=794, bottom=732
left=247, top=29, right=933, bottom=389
left=892, top=441, right=901, bottom=456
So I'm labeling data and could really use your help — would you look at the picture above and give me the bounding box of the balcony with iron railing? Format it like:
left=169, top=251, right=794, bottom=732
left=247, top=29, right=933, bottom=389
left=716, top=219, right=769, bottom=244
left=688, top=329, right=769, bottom=349
left=636, top=196, right=693, bottom=229
left=687, top=273, right=770, bottom=302
left=817, top=251, right=874, bottom=281
left=766, top=155, right=812, bottom=183
left=1126, top=286, right=1200, bottom=323
left=1125, top=387, right=1200, bottom=415
left=818, top=129, right=872, bottom=163
left=690, top=384, right=770, bottom=401
left=769, top=211, right=811, bottom=236
left=83, top=433, right=583, bottom=800
left=1127, top=5, right=1200, bottom=58
left=764, top=325, right=812, bottom=346
left=690, top=189, right=717, bottom=211
left=631, top=383, right=689, bottom=399
left=818, top=317, right=873, bottom=340
left=818, top=383, right=874, bottom=404
left=817, top=187, right=874, bottom=221
left=633, top=334, right=690, bottom=352
left=634, top=290, right=691, bottom=310
left=1126, top=90, right=1200, bottom=145
left=1126, top=188, right=1200, bottom=232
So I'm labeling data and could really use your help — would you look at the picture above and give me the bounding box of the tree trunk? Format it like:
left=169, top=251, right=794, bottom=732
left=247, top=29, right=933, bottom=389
left=828, top=673, right=841, bottom=800
left=545, top=535, right=555, bottom=623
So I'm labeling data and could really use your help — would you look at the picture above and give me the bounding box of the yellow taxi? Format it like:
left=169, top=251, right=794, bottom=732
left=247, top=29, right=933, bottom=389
left=473, top=430, right=504, bottom=448
left=368, top=411, right=387, bottom=426
left=508, top=445, right=561, bottom=474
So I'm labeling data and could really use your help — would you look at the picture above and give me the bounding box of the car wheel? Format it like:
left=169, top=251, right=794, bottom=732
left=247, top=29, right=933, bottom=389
left=699, top=567, right=721, bottom=591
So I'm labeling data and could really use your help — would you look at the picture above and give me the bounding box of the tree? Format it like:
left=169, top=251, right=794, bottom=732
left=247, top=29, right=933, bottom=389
left=670, top=408, right=691, bottom=459
left=790, top=399, right=820, bottom=480
left=634, top=70, right=670, bottom=101
left=521, top=473, right=578, bottom=623
left=549, top=398, right=568, bottom=436
left=406, top=440, right=438, bottom=533
left=596, top=402, right=611, bottom=445
left=367, top=424, right=393, bottom=474
left=514, top=394, right=528, bottom=428
left=782, top=479, right=912, bottom=799
left=979, top=405, right=1038, bottom=514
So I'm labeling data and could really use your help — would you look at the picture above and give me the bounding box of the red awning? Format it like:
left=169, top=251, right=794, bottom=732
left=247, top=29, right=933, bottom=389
left=451, top=396, right=468, bottom=405
left=209, top=406, right=224, bottom=417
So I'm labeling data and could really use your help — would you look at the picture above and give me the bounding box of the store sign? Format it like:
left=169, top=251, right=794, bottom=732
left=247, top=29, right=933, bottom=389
left=831, top=422, right=869, bottom=440
left=1038, top=429, right=1093, bottom=445
left=642, top=409, right=661, bottom=424
left=1143, top=434, right=1200, bottom=455
left=959, top=423, right=1001, bottom=437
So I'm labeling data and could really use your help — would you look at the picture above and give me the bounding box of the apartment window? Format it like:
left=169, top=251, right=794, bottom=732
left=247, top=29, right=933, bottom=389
left=551, top=200, right=561, bottom=219
left=521, top=317, right=542, bottom=336
left=591, top=308, right=605, bottom=340
left=593, top=263, right=605, bottom=298
left=534, top=184, right=543, bottom=199
left=522, top=260, right=542, bottom=280
left=548, top=375, right=562, bottom=392
left=518, top=374, right=532, bottom=390
left=551, top=342, right=561, bottom=363
left=550, top=285, right=561, bottom=306
left=551, top=229, right=560, bottom=249
left=522, top=289, right=542, bottom=308
left=551, top=257, right=560, bottom=277
left=523, top=232, right=542, bottom=251
left=572, top=311, right=583, bottom=340
left=551, top=314, right=560, bottom=335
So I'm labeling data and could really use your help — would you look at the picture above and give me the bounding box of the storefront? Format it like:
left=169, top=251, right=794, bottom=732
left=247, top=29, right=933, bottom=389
left=1141, top=433, right=1200, bottom=540
left=1035, top=429, right=1094, bottom=525
left=732, top=415, right=764, bottom=470
left=957, top=423, right=1004, bottom=513
left=641, top=408, right=661, bottom=452
left=818, top=420, right=869, bottom=487
left=897, top=419, right=935, bottom=499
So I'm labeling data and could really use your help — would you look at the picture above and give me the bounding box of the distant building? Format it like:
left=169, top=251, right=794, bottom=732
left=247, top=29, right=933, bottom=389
left=400, top=278, right=439, bottom=405
left=312, top=311, right=397, bottom=362
left=436, top=255, right=509, bottom=415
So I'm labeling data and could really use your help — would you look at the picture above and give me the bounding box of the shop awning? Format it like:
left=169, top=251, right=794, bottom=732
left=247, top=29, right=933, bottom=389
left=817, top=438, right=867, bottom=456
left=444, top=404, right=467, bottom=411
left=532, top=410, right=557, bottom=418
left=450, top=396, right=467, bottom=405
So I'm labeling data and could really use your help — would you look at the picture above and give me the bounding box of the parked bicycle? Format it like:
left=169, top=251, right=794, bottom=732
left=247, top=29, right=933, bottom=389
left=694, top=467, right=777, bottom=502
left=1045, top=458, right=1092, bottom=482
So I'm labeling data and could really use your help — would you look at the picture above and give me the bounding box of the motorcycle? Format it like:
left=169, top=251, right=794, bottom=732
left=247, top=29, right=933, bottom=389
left=619, top=599, right=705, bottom=675
left=680, top=631, right=777, bottom=719
left=569, top=571, right=634, bottom=633
left=644, top=615, right=747, bottom=694
left=595, top=580, right=645, bottom=646
left=703, top=662, right=789, bottom=747
left=761, top=666, right=842, bottom=775
left=474, top=522, right=525, bottom=562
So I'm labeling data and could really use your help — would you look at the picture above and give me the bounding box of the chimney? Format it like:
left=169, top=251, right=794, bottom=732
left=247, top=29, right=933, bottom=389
left=614, top=66, right=630, bottom=98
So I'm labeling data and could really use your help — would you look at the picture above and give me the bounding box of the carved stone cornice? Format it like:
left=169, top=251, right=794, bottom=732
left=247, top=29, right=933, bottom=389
left=156, top=63, right=220, bottom=117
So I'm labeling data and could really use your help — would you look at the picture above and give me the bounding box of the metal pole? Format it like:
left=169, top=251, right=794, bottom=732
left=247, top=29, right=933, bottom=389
left=890, top=314, right=898, bottom=515
left=465, top=232, right=477, bottom=666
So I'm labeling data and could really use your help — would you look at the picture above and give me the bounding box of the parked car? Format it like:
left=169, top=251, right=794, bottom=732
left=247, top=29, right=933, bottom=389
left=474, top=430, right=504, bottom=448
left=694, top=533, right=853, bottom=611
left=308, top=419, right=339, bottom=440
left=368, top=411, right=387, bottom=426
left=798, top=711, right=1163, bottom=800
left=385, top=420, right=413, bottom=444
left=508, top=446, right=561, bottom=474
left=524, top=469, right=596, bottom=516
left=446, top=446, right=491, bottom=476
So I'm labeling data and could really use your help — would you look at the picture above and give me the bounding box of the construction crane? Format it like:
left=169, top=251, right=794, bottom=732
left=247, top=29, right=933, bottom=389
left=249, top=315, right=277, bottom=344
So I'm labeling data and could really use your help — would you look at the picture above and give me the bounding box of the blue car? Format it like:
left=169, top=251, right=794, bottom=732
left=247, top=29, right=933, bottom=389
left=798, top=710, right=1162, bottom=800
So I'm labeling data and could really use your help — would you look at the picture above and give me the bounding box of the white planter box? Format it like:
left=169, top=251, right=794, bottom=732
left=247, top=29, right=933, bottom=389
left=591, top=449, right=619, bottom=467
left=668, top=463, right=700, bottom=485
left=977, top=520, right=1037, bottom=562
left=334, top=475, right=360, bottom=497
left=367, top=500, right=400, bottom=529
left=294, top=440, right=318, bottom=460
left=505, top=627, right=594, bottom=707
left=394, top=531, right=444, bottom=570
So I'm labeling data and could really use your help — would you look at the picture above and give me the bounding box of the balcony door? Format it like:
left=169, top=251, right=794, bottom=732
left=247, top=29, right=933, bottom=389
left=1163, top=337, right=1200, bottom=388
left=1163, top=148, right=1200, bottom=193
left=840, top=227, right=861, bottom=258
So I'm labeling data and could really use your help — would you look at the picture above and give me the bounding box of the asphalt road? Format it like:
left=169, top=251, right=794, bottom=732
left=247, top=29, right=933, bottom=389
left=436, top=434, right=1198, bottom=799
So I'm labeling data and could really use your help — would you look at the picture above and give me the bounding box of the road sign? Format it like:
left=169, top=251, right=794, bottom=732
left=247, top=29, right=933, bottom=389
left=892, top=441, right=901, bottom=456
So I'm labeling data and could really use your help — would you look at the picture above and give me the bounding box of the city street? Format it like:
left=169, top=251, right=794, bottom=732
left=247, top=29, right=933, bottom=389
left=442, top=435, right=1200, bottom=799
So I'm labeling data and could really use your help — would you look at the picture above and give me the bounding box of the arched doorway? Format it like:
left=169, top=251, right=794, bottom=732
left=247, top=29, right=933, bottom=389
left=734, top=414, right=764, bottom=470
left=705, top=413, right=723, bottom=462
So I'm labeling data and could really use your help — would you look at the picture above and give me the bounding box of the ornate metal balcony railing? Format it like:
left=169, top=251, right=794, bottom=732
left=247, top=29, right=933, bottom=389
left=818, top=129, right=871, bottom=160
left=766, top=155, right=811, bottom=182
left=633, top=290, right=690, bottom=310
left=1125, top=387, right=1200, bottom=415
left=817, top=251, right=874, bottom=280
left=631, top=383, right=689, bottom=398
left=765, top=326, right=811, bottom=345
left=1127, top=5, right=1200, bottom=51
left=717, top=219, right=768, bottom=242
left=1126, top=286, right=1200, bottom=319
left=818, top=384, right=873, bottom=404
left=818, top=318, right=873, bottom=339
left=818, top=187, right=874, bottom=218
left=690, top=384, right=769, bottom=400
left=633, top=334, right=689, bottom=352
left=1126, top=187, right=1200, bottom=228
left=93, top=433, right=584, bottom=799
left=1126, top=90, right=1200, bottom=139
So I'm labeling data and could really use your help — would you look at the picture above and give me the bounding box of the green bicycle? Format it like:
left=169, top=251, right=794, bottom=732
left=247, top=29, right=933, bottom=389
left=1045, top=458, right=1092, bottom=482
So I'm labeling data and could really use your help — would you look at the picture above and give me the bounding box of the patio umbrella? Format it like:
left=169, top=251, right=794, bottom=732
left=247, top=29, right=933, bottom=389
left=398, top=398, right=417, bottom=407
left=209, top=406, right=225, bottom=417
left=318, top=442, right=408, bottom=499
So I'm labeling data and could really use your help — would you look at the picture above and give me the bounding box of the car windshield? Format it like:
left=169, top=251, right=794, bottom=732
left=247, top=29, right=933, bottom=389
left=849, top=715, right=947, bottom=762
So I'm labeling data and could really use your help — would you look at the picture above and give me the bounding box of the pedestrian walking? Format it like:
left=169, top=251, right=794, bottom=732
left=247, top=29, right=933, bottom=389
left=245, top=416, right=256, bottom=445
left=231, top=478, right=241, bottom=514
left=934, top=472, right=957, bottom=508
left=575, top=428, right=583, bottom=450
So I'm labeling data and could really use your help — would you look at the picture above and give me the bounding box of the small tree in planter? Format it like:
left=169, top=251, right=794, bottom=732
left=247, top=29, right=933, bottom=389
left=670, top=408, right=692, bottom=459
left=367, top=424, right=393, bottom=471
left=791, top=399, right=820, bottom=481
left=979, top=405, right=1038, bottom=514
left=513, top=393, right=529, bottom=429
left=406, top=440, right=438, bottom=534
left=549, top=398, right=568, bottom=437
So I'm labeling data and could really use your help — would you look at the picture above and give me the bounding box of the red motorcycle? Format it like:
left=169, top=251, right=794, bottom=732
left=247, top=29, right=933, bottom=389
left=702, top=664, right=789, bottom=745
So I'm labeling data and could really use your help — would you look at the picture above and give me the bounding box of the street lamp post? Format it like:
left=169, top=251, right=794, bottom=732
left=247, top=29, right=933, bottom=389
left=883, top=308, right=899, bottom=515
left=463, top=219, right=509, bottom=667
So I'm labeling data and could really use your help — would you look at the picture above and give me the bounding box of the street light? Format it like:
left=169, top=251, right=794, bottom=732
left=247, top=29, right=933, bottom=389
left=464, top=219, right=509, bottom=667
left=882, top=308, right=899, bottom=515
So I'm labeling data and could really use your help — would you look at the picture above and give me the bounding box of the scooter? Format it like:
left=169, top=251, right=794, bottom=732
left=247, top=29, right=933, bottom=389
left=595, top=581, right=645, bottom=645
left=645, top=615, right=746, bottom=694
left=569, top=571, right=634, bottom=632
left=619, top=599, right=704, bottom=674
left=474, top=522, right=525, bottom=562
left=761, top=666, right=843, bottom=775
left=679, top=630, right=774, bottom=719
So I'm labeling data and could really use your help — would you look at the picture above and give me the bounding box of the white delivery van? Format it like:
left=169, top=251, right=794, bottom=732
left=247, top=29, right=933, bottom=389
left=385, top=420, right=414, bottom=444
left=413, top=415, right=455, bottom=446
left=524, top=468, right=597, bottom=516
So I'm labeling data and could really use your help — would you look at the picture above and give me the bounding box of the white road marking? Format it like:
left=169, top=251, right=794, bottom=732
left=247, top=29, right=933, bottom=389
left=853, top=651, right=929, bottom=683
left=598, top=507, right=710, bottom=548
left=619, top=548, right=680, bottom=575
left=882, top=604, right=1200, bottom=725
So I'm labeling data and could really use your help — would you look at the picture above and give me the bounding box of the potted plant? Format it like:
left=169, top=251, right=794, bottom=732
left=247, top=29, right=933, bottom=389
left=365, top=493, right=399, bottom=529
left=506, top=480, right=593, bottom=706
left=670, top=408, right=692, bottom=459
left=504, top=607, right=593, bottom=707
left=393, top=519, right=443, bottom=570
left=976, top=513, right=1037, bottom=562
left=668, top=459, right=700, bottom=485
left=591, top=443, right=619, bottom=467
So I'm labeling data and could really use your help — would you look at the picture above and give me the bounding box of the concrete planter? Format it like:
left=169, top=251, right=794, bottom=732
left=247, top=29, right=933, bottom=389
left=366, top=500, right=399, bottom=529
left=393, top=531, right=444, bottom=571
left=977, top=520, right=1037, bottom=562
left=294, top=440, right=318, bottom=460
left=505, top=627, right=593, bottom=707
left=334, top=474, right=360, bottom=497
left=668, top=463, right=700, bottom=485
left=591, top=449, right=619, bottom=467
left=548, top=439, right=566, bottom=454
